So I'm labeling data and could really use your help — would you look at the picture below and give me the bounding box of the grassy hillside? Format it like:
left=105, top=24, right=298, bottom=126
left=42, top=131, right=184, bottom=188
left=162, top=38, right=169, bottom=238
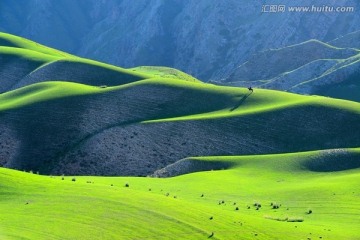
left=1, top=148, right=359, bottom=239
left=1, top=32, right=359, bottom=239
left=0, top=32, right=197, bottom=93
left=0, top=32, right=74, bottom=58
left=0, top=32, right=359, bottom=177
left=1, top=79, right=360, bottom=176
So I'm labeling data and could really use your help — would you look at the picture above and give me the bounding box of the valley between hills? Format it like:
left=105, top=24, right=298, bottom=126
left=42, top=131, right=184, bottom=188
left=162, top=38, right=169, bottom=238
left=0, top=32, right=359, bottom=239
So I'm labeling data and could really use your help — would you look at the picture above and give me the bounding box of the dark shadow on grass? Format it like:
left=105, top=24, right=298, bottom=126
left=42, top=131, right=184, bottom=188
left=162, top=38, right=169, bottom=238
left=230, top=91, right=253, bottom=111
left=151, top=159, right=235, bottom=178
left=304, top=150, right=360, bottom=172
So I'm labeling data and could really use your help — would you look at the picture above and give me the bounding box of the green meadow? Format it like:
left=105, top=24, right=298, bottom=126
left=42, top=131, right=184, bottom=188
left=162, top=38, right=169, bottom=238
left=0, top=32, right=359, bottom=239
left=1, top=149, right=360, bottom=239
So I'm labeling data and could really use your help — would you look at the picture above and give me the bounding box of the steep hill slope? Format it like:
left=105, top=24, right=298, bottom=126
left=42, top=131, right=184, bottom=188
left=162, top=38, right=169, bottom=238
left=328, top=30, right=360, bottom=49
left=0, top=32, right=195, bottom=92
left=222, top=39, right=360, bottom=101
left=226, top=40, right=358, bottom=82
left=1, top=33, right=360, bottom=176
left=1, top=0, right=359, bottom=81
left=1, top=79, right=360, bottom=176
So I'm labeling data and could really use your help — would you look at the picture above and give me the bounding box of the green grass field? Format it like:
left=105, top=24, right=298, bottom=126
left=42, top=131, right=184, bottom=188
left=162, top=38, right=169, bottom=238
left=1, top=32, right=359, bottom=239
left=1, top=149, right=359, bottom=239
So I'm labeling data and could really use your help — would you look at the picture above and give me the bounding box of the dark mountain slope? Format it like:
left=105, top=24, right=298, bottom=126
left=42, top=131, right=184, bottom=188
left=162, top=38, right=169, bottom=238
left=1, top=80, right=360, bottom=176
left=1, top=0, right=359, bottom=81
left=1, top=33, right=359, bottom=176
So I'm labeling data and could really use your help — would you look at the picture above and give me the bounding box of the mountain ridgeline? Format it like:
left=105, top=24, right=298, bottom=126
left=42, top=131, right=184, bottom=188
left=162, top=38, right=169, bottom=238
left=0, top=32, right=360, bottom=176
left=1, top=0, right=359, bottom=102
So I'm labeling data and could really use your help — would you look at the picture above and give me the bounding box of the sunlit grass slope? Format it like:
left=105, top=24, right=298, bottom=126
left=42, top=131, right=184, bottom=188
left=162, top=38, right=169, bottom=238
left=1, top=79, right=360, bottom=176
left=0, top=32, right=201, bottom=93
left=1, top=148, right=359, bottom=239
left=0, top=32, right=359, bottom=240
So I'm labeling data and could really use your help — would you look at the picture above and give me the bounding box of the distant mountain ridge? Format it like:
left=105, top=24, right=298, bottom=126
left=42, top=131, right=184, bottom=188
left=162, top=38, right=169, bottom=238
left=1, top=0, right=359, bottom=82
left=221, top=38, right=360, bottom=101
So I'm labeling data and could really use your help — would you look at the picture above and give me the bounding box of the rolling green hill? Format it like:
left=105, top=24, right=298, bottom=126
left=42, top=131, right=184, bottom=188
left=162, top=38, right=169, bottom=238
left=1, top=79, right=360, bottom=176
left=0, top=148, right=359, bottom=239
left=1, top=32, right=360, bottom=177
left=0, top=32, right=359, bottom=239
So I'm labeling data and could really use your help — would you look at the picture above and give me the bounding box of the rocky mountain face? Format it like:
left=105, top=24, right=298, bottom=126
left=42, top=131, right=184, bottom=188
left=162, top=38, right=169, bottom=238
left=1, top=0, right=359, bottom=102
left=221, top=39, right=360, bottom=101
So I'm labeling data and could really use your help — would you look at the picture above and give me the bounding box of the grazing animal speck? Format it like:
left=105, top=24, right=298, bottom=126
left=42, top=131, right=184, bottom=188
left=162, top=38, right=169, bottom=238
left=208, top=232, right=214, bottom=238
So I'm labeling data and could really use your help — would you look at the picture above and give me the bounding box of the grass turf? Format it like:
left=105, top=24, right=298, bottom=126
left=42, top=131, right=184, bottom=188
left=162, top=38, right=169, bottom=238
left=0, top=148, right=359, bottom=239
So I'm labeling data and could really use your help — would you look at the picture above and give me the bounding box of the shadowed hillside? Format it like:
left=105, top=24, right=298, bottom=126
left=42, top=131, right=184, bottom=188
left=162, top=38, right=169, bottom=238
left=1, top=33, right=360, bottom=176
left=1, top=79, right=360, bottom=176
left=223, top=39, right=360, bottom=101
left=153, top=148, right=360, bottom=177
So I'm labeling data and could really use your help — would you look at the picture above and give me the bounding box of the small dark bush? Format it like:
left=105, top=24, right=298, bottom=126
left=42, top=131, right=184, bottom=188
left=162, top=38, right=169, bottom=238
left=307, top=209, right=312, bottom=214
left=272, top=203, right=280, bottom=209
left=209, top=216, right=213, bottom=220
left=235, top=207, right=239, bottom=211
left=72, top=177, right=76, bottom=182
left=125, top=183, right=129, bottom=187
left=254, top=202, right=261, bottom=208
